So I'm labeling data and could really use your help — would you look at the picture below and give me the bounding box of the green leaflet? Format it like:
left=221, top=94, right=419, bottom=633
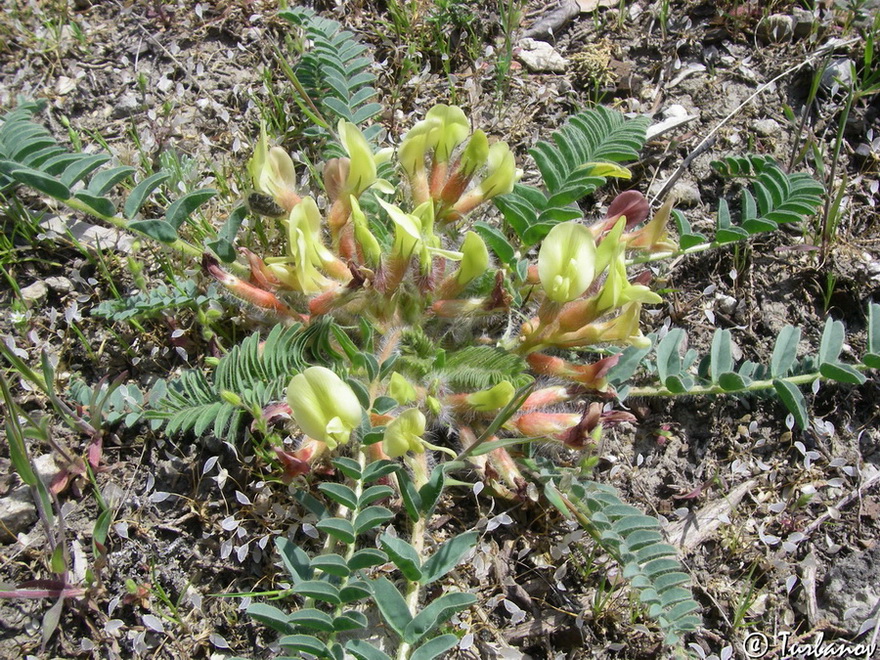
left=495, top=107, right=649, bottom=246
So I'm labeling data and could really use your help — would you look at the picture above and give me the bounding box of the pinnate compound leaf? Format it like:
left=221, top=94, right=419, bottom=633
left=346, top=639, right=393, bottom=660
left=403, top=592, right=477, bottom=644
left=419, top=531, right=479, bottom=585
left=246, top=603, right=294, bottom=634
left=564, top=479, right=700, bottom=643
left=818, top=317, right=845, bottom=365
left=287, top=608, right=335, bottom=632
left=129, top=219, right=179, bottom=244
left=318, top=483, right=358, bottom=510
left=165, top=189, right=218, bottom=229
left=125, top=171, right=171, bottom=219
left=278, top=634, right=332, bottom=658
left=379, top=533, right=422, bottom=581
left=771, top=326, right=801, bottom=377
left=370, top=577, right=413, bottom=637
left=353, top=505, right=394, bottom=535
left=410, top=634, right=460, bottom=660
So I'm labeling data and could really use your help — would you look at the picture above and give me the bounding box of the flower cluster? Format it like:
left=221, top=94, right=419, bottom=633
left=207, top=105, right=676, bottom=493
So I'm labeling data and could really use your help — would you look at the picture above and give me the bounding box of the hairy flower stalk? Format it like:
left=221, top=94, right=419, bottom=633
left=526, top=353, right=620, bottom=390
left=449, top=141, right=520, bottom=219
left=202, top=255, right=302, bottom=321
left=458, top=427, right=525, bottom=500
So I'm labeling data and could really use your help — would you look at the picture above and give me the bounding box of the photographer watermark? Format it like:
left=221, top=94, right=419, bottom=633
left=743, top=631, right=877, bottom=658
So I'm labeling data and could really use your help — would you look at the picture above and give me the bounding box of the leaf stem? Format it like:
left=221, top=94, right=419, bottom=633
left=625, top=366, right=868, bottom=398
left=62, top=196, right=250, bottom=277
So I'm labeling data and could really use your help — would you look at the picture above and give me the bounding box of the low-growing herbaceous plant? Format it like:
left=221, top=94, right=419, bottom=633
left=1, top=5, right=878, bottom=659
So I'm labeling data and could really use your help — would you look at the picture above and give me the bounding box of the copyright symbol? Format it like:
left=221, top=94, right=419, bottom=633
left=743, top=632, right=769, bottom=658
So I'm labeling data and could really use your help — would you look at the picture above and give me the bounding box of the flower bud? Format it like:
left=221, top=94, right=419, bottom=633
left=383, top=408, right=427, bottom=458
left=323, top=158, right=350, bottom=203
left=538, top=222, right=597, bottom=303
left=458, top=129, right=489, bottom=178
left=379, top=198, right=423, bottom=261
left=338, top=120, right=393, bottom=198
left=220, top=390, right=243, bottom=407
left=555, top=302, right=651, bottom=349
left=625, top=195, right=677, bottom=253
left=389, top=372, right=417, bottom=405
left=426, top=396, right=442, bottom=416
left=467, top=381, right=515, bottom=412
left=248, top=128, right=301, bottom=212
left=350, top=196, right=382, bottom=267
left=280, top=200, right=334, bottom=295
left=477, top=141, right=518, bottom=200
left=428, top=104, right=470, bottom=163
left=286, top=367, right=362, bottom=450
left=456, top=231, right=489, bottom=286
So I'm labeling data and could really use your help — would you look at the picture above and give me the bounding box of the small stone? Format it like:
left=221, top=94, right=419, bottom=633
left=821, top=58, right=854, bottom=93
left=0, top=487, right=37, bottom=540
left=44, top=276, right=74, bottom=294
left=716, top=294, right=738, bottom=316
left=758, top=14, right=794, bottom=43
left=819, top=544, right=880, bottom=633
left=516, top=38, right=568, bottom=74
left=56, top=76, right=77, bottom=96
left=791, top=8, right=816, bottom=39
left=20, top=280, right=48, bottom=304
left=33, top=455, right=60, bottom=488
left=112, top=92, right=141, bottom=119
left=670, top=181, right=702, bottom=208
left=753, top=118, right=780, bottom=137
left=41, top=216, right=135, bottom=254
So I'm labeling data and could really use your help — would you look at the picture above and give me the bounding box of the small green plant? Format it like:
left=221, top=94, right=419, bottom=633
left=496, top=0, right=522, bottom=99
left=233, top=450, right=478, bottom=659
